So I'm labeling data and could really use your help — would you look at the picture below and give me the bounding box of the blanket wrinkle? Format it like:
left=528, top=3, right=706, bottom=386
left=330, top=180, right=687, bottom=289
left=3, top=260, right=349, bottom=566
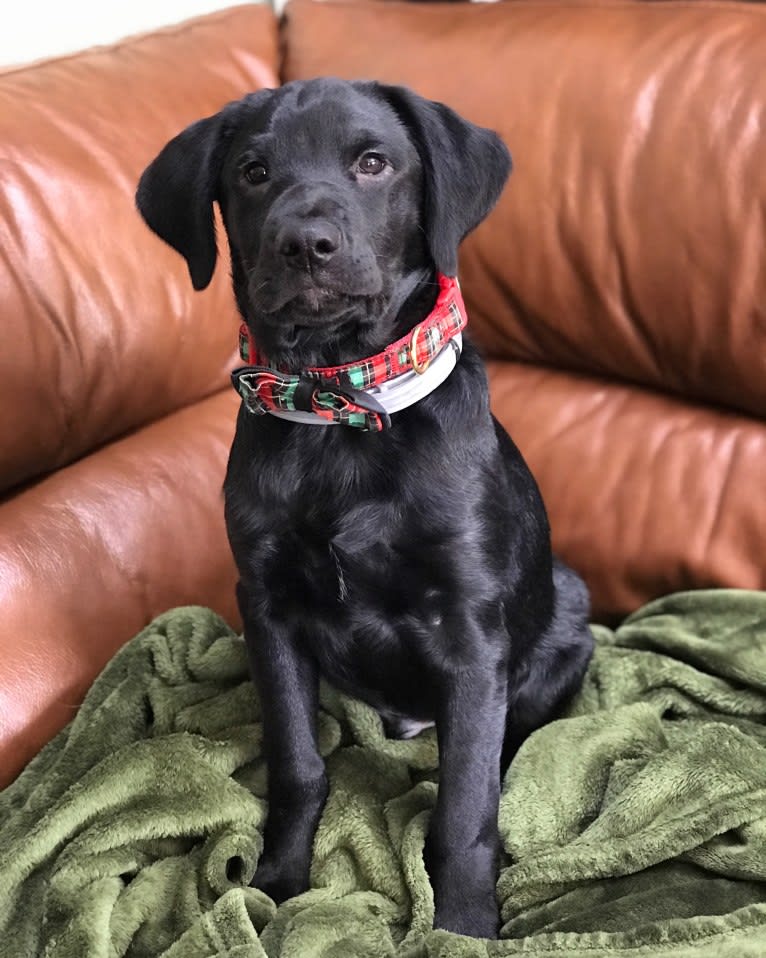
left=1, top=592, right=765, bottom=956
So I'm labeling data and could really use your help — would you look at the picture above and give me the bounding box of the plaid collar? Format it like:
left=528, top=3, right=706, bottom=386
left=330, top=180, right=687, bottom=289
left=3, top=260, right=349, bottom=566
left=231, top=273, right=467, bottom=432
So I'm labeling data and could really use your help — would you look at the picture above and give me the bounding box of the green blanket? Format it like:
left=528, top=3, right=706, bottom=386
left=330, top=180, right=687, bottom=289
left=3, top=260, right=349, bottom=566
left=2, top=591, right=766, bottom=957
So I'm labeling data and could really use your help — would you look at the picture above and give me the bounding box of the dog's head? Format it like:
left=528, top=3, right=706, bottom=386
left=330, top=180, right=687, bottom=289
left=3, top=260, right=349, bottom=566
left=137, top=78, right=510, bottom=363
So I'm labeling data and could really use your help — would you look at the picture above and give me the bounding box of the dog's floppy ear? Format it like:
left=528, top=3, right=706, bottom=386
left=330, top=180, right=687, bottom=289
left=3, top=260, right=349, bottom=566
left=136, top=112, right=229, bottom=291
left=376, top=85, right=512, bottom=277
left=136, top=93, right=270, bottom=291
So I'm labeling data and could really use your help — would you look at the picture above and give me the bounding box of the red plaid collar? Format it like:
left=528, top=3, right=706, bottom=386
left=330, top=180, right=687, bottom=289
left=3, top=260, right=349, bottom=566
left=233, top=273, right=468, bottom=431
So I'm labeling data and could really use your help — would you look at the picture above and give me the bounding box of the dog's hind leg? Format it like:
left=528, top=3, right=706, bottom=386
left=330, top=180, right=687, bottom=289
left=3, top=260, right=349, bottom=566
left=501, top=559, right=593, bottom=775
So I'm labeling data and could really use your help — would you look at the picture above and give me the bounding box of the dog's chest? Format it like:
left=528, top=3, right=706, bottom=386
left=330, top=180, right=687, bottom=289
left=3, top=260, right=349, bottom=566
left=227, top=412, right=501, bottom=714
left=243, top=444, right=467, bottom=708
left=259, top=494, right=449, bottom=629
left=260, top=505, right=451, bottom=713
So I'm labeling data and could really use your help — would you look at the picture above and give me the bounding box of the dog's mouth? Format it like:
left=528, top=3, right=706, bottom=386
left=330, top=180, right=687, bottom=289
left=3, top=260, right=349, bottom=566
left=284, top=285, right=354, bottom=322
left=256, top=285, right=366, bottom=329
left=249, top=267, right=382, bottom=323
left=240, top=263, right=435, bottom=369
left=245, top=276, right=392, bottom=362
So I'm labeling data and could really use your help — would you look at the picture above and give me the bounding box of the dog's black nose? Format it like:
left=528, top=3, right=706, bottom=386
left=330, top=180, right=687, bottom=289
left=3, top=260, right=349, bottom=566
left=278, top=221, right=341, bottom=268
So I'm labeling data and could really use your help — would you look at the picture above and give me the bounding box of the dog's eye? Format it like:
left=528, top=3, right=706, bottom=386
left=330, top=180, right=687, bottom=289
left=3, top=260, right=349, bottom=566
left=242, top=162, right=268, bottom=185
left=357, top=152, right=387, bottom=176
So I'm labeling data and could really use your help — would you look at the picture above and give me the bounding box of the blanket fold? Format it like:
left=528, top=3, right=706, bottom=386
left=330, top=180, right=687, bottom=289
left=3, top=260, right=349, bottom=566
left=1, top=591, right=765, bottom=957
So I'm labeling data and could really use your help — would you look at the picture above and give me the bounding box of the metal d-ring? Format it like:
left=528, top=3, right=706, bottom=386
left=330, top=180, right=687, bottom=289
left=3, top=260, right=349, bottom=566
left=410, top=324, right=430, bottom=374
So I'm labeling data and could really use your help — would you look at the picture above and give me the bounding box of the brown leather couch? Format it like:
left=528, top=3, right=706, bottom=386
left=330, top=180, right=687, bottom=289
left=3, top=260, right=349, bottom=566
left=2, top=0, right=764, bottom=788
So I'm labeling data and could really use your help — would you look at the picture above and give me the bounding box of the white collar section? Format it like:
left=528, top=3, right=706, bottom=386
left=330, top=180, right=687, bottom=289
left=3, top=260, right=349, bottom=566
left=267, top=334, right=463, bottom=427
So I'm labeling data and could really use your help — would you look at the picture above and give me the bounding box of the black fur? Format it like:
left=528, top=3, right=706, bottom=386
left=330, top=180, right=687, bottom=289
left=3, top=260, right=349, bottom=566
left=137, top=78, right=593, bottom=939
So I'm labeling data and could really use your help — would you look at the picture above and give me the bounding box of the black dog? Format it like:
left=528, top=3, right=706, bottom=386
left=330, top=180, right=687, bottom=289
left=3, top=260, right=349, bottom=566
left=137, top=78, right=593, bottom=939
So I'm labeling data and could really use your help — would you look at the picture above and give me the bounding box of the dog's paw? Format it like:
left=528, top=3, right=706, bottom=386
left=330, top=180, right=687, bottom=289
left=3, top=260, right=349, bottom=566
left=426, top=835, right=501, bottom=939
left=249, top=856, right=309, bottom=904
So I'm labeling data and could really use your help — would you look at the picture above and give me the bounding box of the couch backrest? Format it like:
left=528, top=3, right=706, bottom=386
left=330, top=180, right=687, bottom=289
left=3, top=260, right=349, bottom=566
left=283, top=0, right=766, bottom=619
left=0, top=4, right=278, bottom=494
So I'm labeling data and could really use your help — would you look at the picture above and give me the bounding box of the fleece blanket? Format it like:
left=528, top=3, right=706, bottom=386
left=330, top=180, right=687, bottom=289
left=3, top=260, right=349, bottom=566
left=1, top=591, right=765, bottom=957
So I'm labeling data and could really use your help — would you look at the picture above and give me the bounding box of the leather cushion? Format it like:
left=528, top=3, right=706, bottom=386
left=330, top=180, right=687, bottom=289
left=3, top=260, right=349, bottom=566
left=0, top=388, right=241, bottom=788
left=488, top=360, right=766, bottom=621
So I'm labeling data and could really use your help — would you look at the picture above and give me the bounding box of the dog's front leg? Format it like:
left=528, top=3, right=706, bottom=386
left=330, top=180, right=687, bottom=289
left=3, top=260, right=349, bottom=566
left=425, top=648, right=507, bottom=939
left=238, top=583, right=328, bottom=903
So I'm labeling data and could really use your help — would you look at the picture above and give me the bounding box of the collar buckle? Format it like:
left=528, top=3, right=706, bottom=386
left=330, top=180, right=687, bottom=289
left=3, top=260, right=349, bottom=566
left=410, top=323, right=431, bottom=375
